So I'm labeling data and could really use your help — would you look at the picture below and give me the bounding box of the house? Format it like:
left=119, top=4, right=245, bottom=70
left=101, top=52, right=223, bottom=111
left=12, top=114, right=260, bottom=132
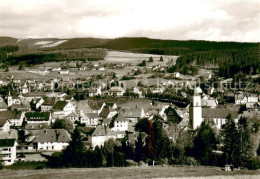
left=25, top=112, right=52, bottom=125
left=133, top=87, right=143, bottom=97
left=7, top=92, right=21, bottom=107
left=105, top=102, right=117, bottom=109
left=202, top=98, right=218, bottom=108
left=67, top=111, right=80, bottom=122
left=0, top=97, right=8, bottom=111
left=41, top=98, right=56, bottom=112
left=247, top=93, right=259, bottom=103
left=25, top=123, right=50, bottom=130
left=122, top=108, right=145, bottom=123
left=0, top=118, right=11, bottom=132
left=30, top=98, right=44, bottom=110
left=60, top=70, right=70, bottom=74
left=111, top=114, right=128, bottom=132
left=88, top=101, right=106, bottom=114
left=52, top=67, right=61, bottom=72
left=0, top=110, right=24, bottom=127
left=203, top=72, right=212, bottom=80
left=173, top=72, right=180, bottom=78
left=88, top=87, right=102, bottom=97
left=108, top=87, right=125, bottom=97
left=80, top=112, right=99, bottom=126
left=235, top=93, right=247, bottom=104
left=99, top=106, right=118, bottom=119
left=90, top=125, right=125, bottom=148
left=32, top=129, right=71, bottom=151
left=0, top=139, right=17, bottom=166
left=52, top=101, right=75, bottom=118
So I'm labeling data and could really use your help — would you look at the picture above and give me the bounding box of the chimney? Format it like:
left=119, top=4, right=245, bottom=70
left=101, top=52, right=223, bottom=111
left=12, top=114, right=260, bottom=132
left=44, top=129, right=47, bottom=134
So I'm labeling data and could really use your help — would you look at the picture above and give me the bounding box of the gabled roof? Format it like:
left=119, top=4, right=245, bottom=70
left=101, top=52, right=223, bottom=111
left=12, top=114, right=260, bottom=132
left=0, top=118, right=10, bottom=127
left=53, top=101, right=68, bottom=110
left=42, top=97, right=56, bottom=105
left=99, top=106, right=116, bottom=118
left=88, top=101, right=104, bottom=110
left=202, top=108, right=239, bottom=119
left=0, top=110, right=22, bottom=120
left=0, top=101, right=8, bottom=109
left=115, top=114, right=127, bottom=122
left=33, top=129, right=71, bottom=143
left=0, top=139, right=15, bottom=147
left=86, top=113, right=99, bottom=119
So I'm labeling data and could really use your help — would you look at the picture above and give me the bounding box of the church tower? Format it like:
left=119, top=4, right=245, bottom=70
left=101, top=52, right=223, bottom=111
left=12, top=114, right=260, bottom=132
left=7, top=90, right=12, bottom=107
left=192, top=93, right=202, bottom=129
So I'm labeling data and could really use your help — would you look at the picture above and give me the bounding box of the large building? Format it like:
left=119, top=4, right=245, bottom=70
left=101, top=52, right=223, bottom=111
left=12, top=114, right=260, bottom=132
left=190, top=94, right=239, bottom=129
left=0, top=139, right=17, bottom=166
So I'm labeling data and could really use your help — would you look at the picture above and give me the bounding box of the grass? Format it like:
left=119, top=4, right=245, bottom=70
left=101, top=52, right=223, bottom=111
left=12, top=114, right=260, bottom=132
left=3, top=161, right=46, bottom=170
left=0, top=166, right=259, bottom=179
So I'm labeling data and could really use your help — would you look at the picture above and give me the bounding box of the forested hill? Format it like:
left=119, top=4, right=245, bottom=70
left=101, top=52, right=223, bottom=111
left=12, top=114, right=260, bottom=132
left=97, top=37, right=260, bottom=52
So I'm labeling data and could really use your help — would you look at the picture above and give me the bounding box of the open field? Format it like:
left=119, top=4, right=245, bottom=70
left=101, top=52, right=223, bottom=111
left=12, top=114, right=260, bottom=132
left=105, top=50, right=178, bottom=65
left=0, top=166, right=260, bottom=179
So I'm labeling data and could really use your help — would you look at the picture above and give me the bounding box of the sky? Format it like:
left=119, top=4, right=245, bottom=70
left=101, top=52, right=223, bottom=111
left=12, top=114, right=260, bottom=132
left=0, top=0, right=260, bottom=42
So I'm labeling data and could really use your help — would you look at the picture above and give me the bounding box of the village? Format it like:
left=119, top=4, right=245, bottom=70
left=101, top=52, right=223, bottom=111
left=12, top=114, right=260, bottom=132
left=0, top=50, right=259, bottom=168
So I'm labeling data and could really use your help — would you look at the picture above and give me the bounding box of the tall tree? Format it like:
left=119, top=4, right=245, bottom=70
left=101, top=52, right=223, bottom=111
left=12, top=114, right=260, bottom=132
left=220, top=114, right=240, bottom=166
left=62, top=127, right=86, bottom=167
left=192, top=122, right=217, bottom=165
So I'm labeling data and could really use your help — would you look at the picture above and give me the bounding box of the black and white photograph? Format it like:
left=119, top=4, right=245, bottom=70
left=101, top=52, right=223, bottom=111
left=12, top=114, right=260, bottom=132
left=0, top=0, right=260, bottom=178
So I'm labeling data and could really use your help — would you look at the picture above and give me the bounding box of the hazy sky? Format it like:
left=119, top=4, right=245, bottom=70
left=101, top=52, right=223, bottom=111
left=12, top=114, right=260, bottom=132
left=0, top=0, right=259, bottom=42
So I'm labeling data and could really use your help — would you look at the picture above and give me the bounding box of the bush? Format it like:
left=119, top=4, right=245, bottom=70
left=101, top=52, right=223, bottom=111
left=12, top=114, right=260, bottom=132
left=0, top=164, right=3, bottom=170
left=246, top=157, right=260, bottom=170
left=126, top=160, right=138, bottom=166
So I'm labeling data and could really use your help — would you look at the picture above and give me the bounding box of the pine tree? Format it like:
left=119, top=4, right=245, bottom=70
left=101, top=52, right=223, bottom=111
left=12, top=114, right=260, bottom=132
left=62, top=127, right=85, bottom=167
left=220, top=114, right=240, bottom=166
left=192, top=122, right=217, bottom=165
left=237, top=117, right=253, bottom=167
left=160, top=56, right=163, bottom=61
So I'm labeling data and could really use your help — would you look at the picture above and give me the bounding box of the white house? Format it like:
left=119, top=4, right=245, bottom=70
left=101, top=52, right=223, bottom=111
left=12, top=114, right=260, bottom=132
left=90, top=125, right=125, bottom=148
left=173, top=72, right=181, bottom=78
left=52, top=101, right=75, bottom=118
left=0, top=118, right=11, bottom=132
left=111, top=114, right=128, bottom=132
left=108, top=87, right=125, bottom=97
left=32, top=129, right=71, bottom=151
left=0, top=139, right=17, bottom=166
left=41, top=98, right=56, bottom=112
left=80, top=112, right=99, bottom=126
left=0, top=110, right=24, bottom=127
left=60, top=70, right=70, bottom=74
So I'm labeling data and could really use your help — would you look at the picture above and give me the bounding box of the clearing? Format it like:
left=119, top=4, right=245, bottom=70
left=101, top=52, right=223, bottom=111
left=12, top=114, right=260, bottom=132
left=0, top=166, right=259, bottom=179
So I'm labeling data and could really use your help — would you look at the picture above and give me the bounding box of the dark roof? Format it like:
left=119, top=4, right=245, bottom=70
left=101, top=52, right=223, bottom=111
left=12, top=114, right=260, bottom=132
left=88, top=101, right=104, bottom=110
left=53, top=101, right=68, bottom=110
left=115, top=114, right=127, bottom=122
left=86, top=113, right=99, bottom=118
left=42, top=97, right=56, bottom=105
left=0, top=101, right=8, bottom=109
left=34, top=129, right=71, bottom=143
left=0, top=139, right=15, bottom=147
left=202, top=108, right=239, bottom=119
left=25, top=112, right=51, bottom=121
left=0, top=110, right=22, bottom=120
left=0, top=118, right=10, bottom=127
left=99, top=106, right=116, bottom=118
